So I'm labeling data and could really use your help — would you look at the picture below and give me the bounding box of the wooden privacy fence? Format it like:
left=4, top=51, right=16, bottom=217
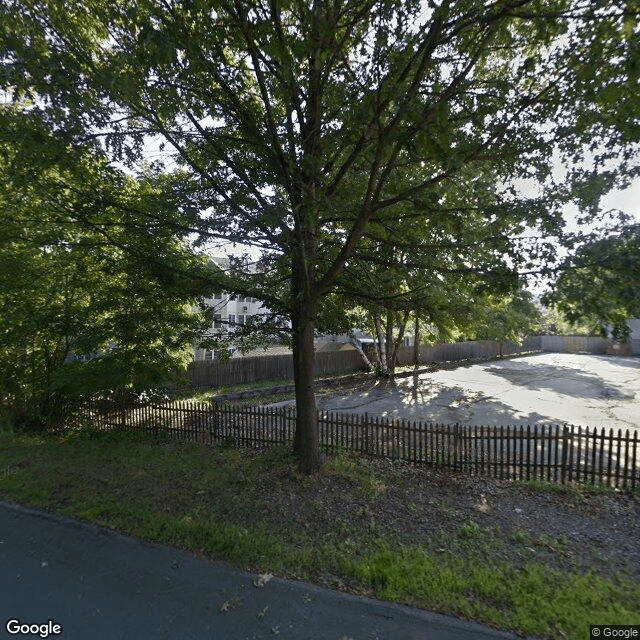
left=187, top=337, right=543, bottom=388
left=395, top=336, right=542, bottom=367
left=539, top=335, right=609, bottom=354
left=83, top=400, right=639, bottom=490
left=188, top=349, right=367, bottom=388
left=186, top=334, right=639, bottom=389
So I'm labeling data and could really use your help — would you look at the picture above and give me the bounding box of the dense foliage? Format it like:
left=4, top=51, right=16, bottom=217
left=0, top=110, right=213, bottom=429
left=544, top=224, right=640, bottom=341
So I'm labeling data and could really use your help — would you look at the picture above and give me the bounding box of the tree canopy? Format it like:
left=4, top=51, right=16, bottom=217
left=2, top=0, right=638, bottom=469
left=543, top=223, right=640, bottom=341
left=0, top=108, right=213, bottom=428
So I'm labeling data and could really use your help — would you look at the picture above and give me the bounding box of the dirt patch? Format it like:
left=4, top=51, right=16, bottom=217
left=240, top=452, right=640, bottom=583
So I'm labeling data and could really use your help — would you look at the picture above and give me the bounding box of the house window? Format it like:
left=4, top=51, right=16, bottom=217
left=238, top=314, right=245, bottom=326
left=228, top=314, right=236, bottom=326
left=204, top=349, right=214, bottom=361
left=213, top=292, right=222, bottom=300
left=213, top=313, right=222, bottom=329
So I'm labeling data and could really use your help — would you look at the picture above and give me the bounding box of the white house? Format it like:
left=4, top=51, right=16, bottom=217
left=195, top=292, right=268, bottom=361
left=194, top=256, right=270, bottom=361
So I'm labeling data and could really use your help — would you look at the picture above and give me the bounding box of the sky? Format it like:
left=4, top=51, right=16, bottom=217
left=600, top=180, right=640, bottom=220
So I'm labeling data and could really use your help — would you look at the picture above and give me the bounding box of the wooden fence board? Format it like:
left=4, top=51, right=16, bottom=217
left=81, top=400, right=639, bottom=490
left=186, top=337, right=547, bottom=388
left=179, top=334, right=631, bottom=389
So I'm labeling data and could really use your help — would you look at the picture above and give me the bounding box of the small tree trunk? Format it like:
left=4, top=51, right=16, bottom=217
left=372, top=309, right=389, bottom=376
left=349, top=336, right=374, bottom=371
left=389, top=309, right=410, bottom=374
left=413, top=316, right=420, bottom=368
left=385, top=310, right=394, bottom=372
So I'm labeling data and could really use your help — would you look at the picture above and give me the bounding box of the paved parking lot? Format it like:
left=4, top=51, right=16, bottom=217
left=317, top=353, right=640, bottom=431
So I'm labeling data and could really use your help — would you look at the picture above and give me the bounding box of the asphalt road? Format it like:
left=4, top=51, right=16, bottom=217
left=0, top=501, right=528, bottom=640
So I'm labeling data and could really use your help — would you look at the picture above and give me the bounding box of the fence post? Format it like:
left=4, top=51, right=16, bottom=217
left=364, top=412, right=369, bottom=454
left=152, top=406, right=159, bottom=441
left=632, top=431, right=638, bottom=491
left=561, top=425, right=569, bottom=485
left=453, top=423, right=460, bottom=470
left=211, top=401, right=220, bottom=441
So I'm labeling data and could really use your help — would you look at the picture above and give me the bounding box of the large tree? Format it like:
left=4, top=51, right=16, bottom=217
left=2, top=0, right=638, bottom=469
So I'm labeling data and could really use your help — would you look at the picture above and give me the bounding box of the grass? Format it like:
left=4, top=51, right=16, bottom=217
left=172, top=367, right=375, bottom=407
left=0, top=427, right=638, bottom=639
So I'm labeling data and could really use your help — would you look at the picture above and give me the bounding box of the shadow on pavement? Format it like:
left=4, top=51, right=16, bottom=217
left=586, top=354, right=640, bottom=370
left=483, top=362, right=634, bottom=400
left=320, top=377, right=559, bottom=427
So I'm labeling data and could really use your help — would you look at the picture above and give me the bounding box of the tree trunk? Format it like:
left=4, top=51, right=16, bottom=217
left=385, top=310, right=394, bottom=372
left=372, top=309, right=389, bottom=376
left=389, top=309, right=410, bottom=374
left=290, top=227, right=322, bottom=473
left=413, top=316, right=420, bottom=368
left=349, top=336, right=374, bottom=371
left=291, top=303, right=321, bottom=473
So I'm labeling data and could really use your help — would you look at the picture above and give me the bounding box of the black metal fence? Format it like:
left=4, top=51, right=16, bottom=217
left=82, top=400, right=639, bottom=490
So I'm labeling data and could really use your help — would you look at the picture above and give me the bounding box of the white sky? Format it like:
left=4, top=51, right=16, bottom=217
left=600, top=180, right=640, bottom=220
